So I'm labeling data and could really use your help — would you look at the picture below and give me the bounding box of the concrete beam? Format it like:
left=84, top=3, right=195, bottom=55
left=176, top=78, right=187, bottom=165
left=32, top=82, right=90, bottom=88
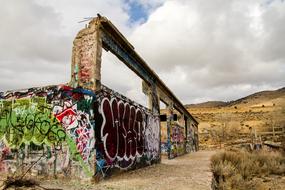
left=71, top=16, right=198, bottom=125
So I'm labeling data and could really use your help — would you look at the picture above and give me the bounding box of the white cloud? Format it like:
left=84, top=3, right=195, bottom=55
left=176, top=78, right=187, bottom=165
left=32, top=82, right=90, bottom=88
left=0, top=0, right=284, bottom=105
left=130, top=0, right=285, bottom=103
left=0, top=0, right=131, bottom=91
left=37, top=0, right=131, bottom=35
left=101, top=51, right=148, bottom=106
left=0, top=0, right=71, bottom=90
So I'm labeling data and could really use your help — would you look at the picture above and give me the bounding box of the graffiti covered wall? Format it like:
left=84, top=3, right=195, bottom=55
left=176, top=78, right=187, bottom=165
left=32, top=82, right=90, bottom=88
left=0, top=85, right=96, bottom=177
left=0, top=85, right=160, bottom=179
left=169, top=123, right=185, bottom=158
left=186, top=123, right=198, bottom=153
left=0, top=15, right=198, bottom=181
left=160, top=111, right=199, bottom=159
left=94, top=86, right=160, bottom=177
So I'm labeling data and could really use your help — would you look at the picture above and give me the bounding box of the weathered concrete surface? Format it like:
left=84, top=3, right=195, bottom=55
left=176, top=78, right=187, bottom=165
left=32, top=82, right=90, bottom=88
left=0, top=15, right=198, bottom=181
left=40, top=150, right=216, bottom=190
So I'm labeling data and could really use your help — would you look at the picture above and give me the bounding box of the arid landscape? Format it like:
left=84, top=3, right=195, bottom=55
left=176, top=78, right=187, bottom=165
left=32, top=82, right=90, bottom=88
left=1, top=1, right=285, bottom=189
left=187, top=87, right=285, bottom=150
left=188, top=87, right=285, bottom=190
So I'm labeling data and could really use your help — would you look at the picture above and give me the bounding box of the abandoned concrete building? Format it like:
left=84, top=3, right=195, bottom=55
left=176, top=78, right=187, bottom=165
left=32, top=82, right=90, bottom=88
left=0, top=16, right=198, bottom=179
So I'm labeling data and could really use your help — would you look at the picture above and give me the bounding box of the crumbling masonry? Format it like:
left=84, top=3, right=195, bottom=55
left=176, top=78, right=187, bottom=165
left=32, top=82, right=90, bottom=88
left=0, top=16, right=198, bottom=179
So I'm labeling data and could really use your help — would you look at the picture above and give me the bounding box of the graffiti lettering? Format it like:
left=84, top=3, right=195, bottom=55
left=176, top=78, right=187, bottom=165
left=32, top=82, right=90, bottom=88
left=100, top=98, right=145, bottom=168
left=170, top=124, right=185, bottom=158
left=54, top=103, right=95, bottom=162
left=145, top=115, right=160, bottom=160
left=0, top=98, right=66, bottom=147
left=0, top=84, right=163, bottom=179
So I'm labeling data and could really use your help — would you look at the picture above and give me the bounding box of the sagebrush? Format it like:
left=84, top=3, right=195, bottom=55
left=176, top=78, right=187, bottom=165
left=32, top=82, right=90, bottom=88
left=211, top=149, right=285, bottom=190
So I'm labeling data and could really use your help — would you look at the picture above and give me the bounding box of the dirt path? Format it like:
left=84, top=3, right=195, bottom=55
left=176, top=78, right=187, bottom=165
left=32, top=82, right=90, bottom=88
left=41, top=150, right=216, bottom=190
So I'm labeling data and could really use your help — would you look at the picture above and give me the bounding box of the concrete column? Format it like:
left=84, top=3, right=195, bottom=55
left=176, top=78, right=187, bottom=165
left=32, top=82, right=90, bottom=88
left=147, top=89, right=153, bottom=111
left=149, top=85, right=160, bottom=115
left=194, top=124, right=199, bottom=151
left=70, top=18, right=102, bottom=91
left=184, top=116, right=188, bottom=154
left=184, top=117, right=188, bottom=138
left=166, top=102, right=174, bottom=159
left=143, top=81, right=160, bottom=115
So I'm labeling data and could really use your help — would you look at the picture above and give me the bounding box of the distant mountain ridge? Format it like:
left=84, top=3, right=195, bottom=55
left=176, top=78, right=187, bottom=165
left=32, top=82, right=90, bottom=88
left=186, top=87, right=285, bottom=108
left=185, top=101, right=227, bottom=108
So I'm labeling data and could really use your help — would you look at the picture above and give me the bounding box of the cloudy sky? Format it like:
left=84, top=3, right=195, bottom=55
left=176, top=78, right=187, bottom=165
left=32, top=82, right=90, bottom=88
left=0, top=0, right=285, bottom=105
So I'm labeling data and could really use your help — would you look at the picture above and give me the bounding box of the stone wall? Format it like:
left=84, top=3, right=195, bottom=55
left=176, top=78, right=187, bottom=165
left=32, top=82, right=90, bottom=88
left=0, top=84, right=160, bottom=179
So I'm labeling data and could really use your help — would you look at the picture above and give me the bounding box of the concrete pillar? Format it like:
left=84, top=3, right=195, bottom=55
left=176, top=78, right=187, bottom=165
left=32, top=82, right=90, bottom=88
left=70, top=18, right=102, bottom=91
left=143, top=81, right=160, bottom=115
left=166, top=102, right=174, bottom=159
left=184, top=116, right=188, bottom=154
left=184, top=116, right=188, bottom=138
left=147, top=90, right=153, bottom=111
left=150, top=85, right=160, bottom=115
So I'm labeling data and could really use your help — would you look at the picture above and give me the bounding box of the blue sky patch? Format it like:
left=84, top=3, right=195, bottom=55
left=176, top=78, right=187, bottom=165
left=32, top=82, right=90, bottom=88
left=127, top=1, right=148, bottom=23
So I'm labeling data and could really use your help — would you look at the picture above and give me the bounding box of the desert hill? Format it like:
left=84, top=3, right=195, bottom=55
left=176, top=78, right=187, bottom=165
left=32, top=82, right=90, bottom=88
left=186, top=87, right=285, bottom=108
left=186, top=101, right=227, bottom=108
left=226, top=87, right=285, bottom=107
left=186, top=87, right=285, bottom=148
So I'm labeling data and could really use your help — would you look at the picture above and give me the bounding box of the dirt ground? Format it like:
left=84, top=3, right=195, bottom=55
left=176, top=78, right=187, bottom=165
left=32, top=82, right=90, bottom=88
left=37, top=150, right=216, bottom=190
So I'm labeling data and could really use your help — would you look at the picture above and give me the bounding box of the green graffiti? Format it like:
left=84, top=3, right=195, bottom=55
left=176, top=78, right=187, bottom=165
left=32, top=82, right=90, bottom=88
left=0, top=97, right=66, bottom=148
left=66, top=136, right=93, bottom=177
left=77, top=97, right=93, bottom=114
left=0, top=95, right=94, bottom=177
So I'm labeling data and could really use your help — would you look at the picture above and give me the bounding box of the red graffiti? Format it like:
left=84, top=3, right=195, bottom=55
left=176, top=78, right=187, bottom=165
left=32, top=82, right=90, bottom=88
left=100, top=98, right=145, bottom=168
left=55, top=108, right=77, bottom=129
left=171, top=125, right=184, bottom=143
left=79, top=55, right=92, bottom=83
left=0, top=146, right=10, bottom=172
left=54, top=105, right=95, bottom=161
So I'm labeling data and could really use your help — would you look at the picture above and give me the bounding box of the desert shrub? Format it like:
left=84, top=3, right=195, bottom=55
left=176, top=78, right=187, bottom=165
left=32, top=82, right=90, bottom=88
left=211, top=150, right=285, bottom=190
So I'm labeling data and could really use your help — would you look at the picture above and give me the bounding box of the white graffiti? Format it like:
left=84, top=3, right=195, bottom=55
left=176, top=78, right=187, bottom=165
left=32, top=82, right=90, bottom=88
left=53, top=101, right=95, bottom=162
left=145, top=115, right=160, bottom=160
left=100, top=98, right=146, bottom=169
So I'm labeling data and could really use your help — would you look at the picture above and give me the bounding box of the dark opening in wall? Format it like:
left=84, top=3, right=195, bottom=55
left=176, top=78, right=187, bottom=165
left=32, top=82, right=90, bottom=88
left=160, top=114, right=167, bottom=121
left=160, top=114, right=178, bottom=121
left=173, top=114, right=178, bottom=121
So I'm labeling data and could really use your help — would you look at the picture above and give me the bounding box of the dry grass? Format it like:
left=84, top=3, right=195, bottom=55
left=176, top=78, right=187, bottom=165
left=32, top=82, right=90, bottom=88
left=211, top=149, right=285, bottom=190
